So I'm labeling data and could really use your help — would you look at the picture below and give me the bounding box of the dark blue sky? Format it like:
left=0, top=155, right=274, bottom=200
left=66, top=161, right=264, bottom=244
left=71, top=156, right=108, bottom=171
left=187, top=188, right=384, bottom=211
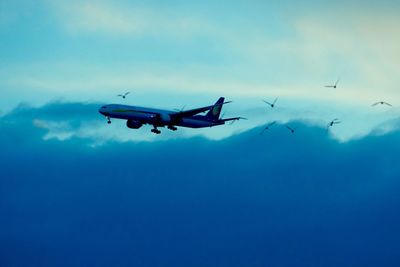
left=1, top=102, right=400, bottom=266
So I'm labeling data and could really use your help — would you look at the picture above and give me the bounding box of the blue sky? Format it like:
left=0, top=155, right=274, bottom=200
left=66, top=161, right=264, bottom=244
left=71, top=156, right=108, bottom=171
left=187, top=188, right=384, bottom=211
left=1, top=2, right=400, bottom=266
left=1, top=0, right=400, bottom=141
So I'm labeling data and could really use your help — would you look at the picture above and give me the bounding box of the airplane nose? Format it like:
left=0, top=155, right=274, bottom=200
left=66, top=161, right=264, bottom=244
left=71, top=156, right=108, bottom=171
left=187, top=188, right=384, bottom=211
left=99, top=107, right=106, bottom=115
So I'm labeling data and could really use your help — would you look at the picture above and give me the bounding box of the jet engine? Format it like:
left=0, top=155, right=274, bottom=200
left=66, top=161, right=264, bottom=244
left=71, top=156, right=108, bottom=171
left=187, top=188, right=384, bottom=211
left=126, top=120, right=143, bottom=129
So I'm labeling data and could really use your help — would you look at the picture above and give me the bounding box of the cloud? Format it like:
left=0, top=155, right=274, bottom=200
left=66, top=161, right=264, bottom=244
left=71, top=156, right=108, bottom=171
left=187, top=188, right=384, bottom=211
left=2, top=2, right=400, bottom=142
left=4, top=6, right=400, bottom=105
left=1, top=101, right=399, bottom=145
left=226, top=11, right=400, bottom=98
left=48, top=0, right=213, bottom=37
left=0, top=101, right=250, bottom=144
left=1, top=106, right=400, bottom=266
left=1, top=101, right=105, bottom=143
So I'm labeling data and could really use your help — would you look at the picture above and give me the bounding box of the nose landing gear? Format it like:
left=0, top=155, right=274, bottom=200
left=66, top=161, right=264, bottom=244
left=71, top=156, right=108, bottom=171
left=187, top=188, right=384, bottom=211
left=106, top=116, right=111, bottom=124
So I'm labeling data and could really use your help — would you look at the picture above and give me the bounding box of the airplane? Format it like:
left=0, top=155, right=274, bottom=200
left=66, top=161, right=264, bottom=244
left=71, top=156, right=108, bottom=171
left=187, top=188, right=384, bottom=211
left=98, top=97, right=245, bottom=134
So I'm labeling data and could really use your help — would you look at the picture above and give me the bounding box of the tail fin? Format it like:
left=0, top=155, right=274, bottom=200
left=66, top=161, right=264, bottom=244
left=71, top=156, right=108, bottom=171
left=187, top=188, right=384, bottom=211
left=206, top=97, right=224, bottom=121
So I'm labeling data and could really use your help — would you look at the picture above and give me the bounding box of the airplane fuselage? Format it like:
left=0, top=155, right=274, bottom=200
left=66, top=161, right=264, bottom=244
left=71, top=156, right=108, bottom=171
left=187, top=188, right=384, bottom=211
left=98, top=97, right=243, bottom=134
left=99, top=104, right=224, bottom=129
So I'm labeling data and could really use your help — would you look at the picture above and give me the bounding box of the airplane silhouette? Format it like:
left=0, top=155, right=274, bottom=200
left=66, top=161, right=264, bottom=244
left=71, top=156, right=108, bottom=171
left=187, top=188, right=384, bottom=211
left=99, top=97, right=245, bottom=134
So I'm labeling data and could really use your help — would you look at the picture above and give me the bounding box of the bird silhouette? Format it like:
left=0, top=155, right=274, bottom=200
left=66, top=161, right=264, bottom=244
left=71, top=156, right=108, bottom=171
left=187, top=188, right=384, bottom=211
left=117, top=92, right=130, bottom=99
left=285, top=125, right=298, bottom=134
left=371, top=101, right=392, bottom=107
left=260, top=121, right=276, bottom=135
left=325, top=78, right=340, bottom=89
left=327, top=118, right=341, bottom=130
left=173, top=105, right=187, bottom=113
left=262, top=97, right=279, bottom=108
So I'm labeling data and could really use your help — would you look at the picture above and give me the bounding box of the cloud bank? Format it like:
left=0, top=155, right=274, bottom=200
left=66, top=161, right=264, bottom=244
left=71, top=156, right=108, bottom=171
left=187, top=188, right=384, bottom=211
left=1, top=101, right=400, bottom=266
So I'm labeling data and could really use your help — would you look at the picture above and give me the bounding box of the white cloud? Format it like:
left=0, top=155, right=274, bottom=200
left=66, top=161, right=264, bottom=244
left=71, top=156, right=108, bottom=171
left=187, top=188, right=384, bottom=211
left=33, top=119, right=74, bottom=140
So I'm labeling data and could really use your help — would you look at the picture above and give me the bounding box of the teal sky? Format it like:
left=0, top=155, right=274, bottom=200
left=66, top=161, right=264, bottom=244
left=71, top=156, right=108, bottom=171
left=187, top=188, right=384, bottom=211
left=1, top=0, right=399, bottom=142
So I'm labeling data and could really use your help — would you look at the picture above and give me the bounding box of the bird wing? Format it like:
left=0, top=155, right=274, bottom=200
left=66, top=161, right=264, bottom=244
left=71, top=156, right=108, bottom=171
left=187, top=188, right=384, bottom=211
left=273, top=97, right=279, bottom=105
left=384, top=102, right=392, bottom=106
left=262, top=100, right=272, bottom=105
left=335, top=77, right=340, bottom=86
left=371, top=102, right=380, bottom=106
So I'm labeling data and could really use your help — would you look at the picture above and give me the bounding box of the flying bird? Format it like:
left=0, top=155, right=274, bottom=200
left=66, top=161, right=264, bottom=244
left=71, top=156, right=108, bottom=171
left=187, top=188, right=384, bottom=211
left=285, top=125, right=298, bottom=134
left=173, top=105, right=187, bottom=113
left=327, top=118, right=341, bottom=130
left=371, top=101, right=392, bottom=107
left=325, top=78, right=340, bottom=89
left=260, top=121, right=276, bottom=135
left=262, top=97, right=279, bottom=108
left=117, top=92, right=130, bottom=99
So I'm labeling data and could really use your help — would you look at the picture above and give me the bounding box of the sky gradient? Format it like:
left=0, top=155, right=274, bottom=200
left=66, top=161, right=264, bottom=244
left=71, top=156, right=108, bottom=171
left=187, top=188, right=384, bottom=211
left=1, top=0, right=400, bottom=141
left=1, top=1, right=400, bottom=266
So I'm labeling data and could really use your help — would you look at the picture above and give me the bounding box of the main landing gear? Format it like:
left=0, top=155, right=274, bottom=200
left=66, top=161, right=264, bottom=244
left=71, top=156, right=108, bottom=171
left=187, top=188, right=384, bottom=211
left=151, top=126, right=161, bottom=134
left=106, top=116, right=111, bottom=124
left=151, top=125, right=177, bottom=134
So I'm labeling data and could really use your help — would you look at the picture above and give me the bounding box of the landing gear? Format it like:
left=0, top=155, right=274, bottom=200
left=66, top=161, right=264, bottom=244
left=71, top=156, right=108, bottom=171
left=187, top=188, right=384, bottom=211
left=107, top=116, right=111, bottom=124
left=151, top=126, right=161, bottom=134
left=151, top=129, right=161, bottom=134
left=168, top=125, right=177, bottom=131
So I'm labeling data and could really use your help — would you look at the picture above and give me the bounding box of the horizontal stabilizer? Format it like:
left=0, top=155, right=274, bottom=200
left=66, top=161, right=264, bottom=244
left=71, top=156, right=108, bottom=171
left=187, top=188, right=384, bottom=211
left=220, top=117, right=247, bottom=123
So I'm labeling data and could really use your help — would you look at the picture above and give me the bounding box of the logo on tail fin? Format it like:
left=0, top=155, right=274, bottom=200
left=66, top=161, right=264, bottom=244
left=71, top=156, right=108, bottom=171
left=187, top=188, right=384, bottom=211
left=206, top=97, right=224, bottom=121
left=212, top=105, right=222, bottom=116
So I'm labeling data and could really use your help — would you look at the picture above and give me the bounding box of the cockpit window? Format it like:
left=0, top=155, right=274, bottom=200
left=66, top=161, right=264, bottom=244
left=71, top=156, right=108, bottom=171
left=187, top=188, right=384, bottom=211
left=101, top=105, right=107, bottom=108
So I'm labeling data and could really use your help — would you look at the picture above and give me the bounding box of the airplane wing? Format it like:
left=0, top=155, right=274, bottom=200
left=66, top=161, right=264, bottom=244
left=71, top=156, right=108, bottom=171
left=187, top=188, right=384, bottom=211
left=170, top=101, right=231, bottom=120
left=170, top=105, right=214, bottom=118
